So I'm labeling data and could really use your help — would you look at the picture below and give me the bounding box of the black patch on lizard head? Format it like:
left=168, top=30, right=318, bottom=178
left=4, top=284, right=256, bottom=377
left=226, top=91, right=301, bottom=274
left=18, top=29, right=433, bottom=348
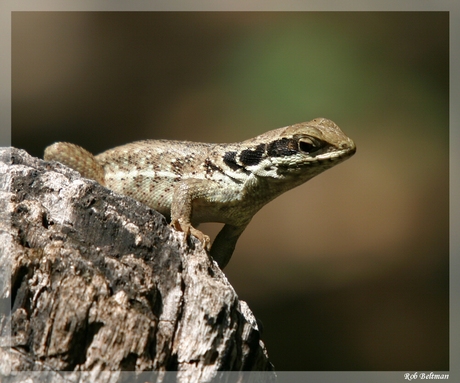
left=267, top=138, right=298, bottom=157
left=239, top=143, right=266, bottom=166
left=223, top=151, right=242, bottom=171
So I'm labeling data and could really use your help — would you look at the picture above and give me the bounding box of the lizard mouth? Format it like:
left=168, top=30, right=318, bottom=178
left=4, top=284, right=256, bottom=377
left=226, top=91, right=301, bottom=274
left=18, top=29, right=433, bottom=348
left=306, top=142, right=356, bottom=163
left=271, top=140, right=356, bottom=173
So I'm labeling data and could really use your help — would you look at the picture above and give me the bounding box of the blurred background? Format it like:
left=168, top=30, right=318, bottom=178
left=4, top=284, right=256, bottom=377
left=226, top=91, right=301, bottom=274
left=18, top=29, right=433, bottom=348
left=12, top=12, right=448, bottom=371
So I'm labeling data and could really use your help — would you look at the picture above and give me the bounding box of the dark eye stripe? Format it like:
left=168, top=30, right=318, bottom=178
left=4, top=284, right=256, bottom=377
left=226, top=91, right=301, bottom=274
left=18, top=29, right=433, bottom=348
left=223, top=151, right=241, bottom=170
left=239, top=143, right=265, bottom=166
left=267, top=138, right=298, bottom=157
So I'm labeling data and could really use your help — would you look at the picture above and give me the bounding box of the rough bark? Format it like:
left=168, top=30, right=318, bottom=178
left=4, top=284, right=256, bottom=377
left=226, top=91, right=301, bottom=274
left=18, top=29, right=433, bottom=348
left=0, top=147, right=275, bottom=383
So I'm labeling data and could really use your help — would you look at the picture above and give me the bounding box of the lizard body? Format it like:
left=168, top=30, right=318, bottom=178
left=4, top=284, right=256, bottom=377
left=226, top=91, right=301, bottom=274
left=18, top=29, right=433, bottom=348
left=44, top=118, right=356, bottom=269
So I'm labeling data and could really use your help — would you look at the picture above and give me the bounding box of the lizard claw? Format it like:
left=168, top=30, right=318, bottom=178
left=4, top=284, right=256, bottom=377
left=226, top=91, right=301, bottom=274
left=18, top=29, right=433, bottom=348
left=171, top=219, right=211, bottom=251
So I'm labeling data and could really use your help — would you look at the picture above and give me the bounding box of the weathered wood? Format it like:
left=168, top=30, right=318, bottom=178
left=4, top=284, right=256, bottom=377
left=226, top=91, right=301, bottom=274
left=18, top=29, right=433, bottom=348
left=0, top=148, right=275, bottom=383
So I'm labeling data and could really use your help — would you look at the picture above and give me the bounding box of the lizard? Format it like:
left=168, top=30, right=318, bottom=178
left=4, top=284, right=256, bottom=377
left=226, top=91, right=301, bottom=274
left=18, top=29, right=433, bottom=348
left=44, top=117, right=356, bottom=269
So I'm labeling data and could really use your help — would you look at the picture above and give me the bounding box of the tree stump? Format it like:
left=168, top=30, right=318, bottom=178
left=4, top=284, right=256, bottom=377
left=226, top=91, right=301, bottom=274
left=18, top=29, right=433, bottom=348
left=0, top=147, right=275, bottom=383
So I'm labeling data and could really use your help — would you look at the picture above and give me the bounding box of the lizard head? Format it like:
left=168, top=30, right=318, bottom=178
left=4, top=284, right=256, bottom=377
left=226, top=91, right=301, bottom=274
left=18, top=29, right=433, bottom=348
left=240, top=118, right=356, bottom=183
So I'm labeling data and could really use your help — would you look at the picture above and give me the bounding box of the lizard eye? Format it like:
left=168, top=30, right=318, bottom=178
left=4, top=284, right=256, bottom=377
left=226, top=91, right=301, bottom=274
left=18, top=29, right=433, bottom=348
left=298, top=138, right=321, bottom=154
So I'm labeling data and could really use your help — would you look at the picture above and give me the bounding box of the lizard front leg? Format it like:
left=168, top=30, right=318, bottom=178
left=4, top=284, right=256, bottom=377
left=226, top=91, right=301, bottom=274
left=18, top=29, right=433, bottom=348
left=170, top=179, right=211, bottom=252
left=170, top=179, right=247, bottom=269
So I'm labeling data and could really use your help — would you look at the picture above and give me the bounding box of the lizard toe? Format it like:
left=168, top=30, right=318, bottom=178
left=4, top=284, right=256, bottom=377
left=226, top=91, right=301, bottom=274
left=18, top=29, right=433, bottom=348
left=171, top=219, right=210, bottom=251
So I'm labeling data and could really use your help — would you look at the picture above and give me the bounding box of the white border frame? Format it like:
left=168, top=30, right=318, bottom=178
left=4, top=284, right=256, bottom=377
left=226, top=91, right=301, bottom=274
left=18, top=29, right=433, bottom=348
left=1, top=2, right=458, bottom=382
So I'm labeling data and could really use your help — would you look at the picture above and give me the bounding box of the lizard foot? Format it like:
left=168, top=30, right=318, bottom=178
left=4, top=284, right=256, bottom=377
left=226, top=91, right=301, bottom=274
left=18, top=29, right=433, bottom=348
left=171, top=219, right=211, bottom=251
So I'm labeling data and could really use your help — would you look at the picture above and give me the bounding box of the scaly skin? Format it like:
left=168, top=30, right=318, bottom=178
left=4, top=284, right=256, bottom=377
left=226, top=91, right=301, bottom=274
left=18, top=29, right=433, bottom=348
left=44, top=118, right=356, bottom=269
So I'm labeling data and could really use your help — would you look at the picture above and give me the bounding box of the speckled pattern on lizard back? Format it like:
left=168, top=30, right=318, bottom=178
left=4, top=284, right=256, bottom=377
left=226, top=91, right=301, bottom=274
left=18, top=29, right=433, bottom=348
left=44, top=118, right=356, bottom=269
